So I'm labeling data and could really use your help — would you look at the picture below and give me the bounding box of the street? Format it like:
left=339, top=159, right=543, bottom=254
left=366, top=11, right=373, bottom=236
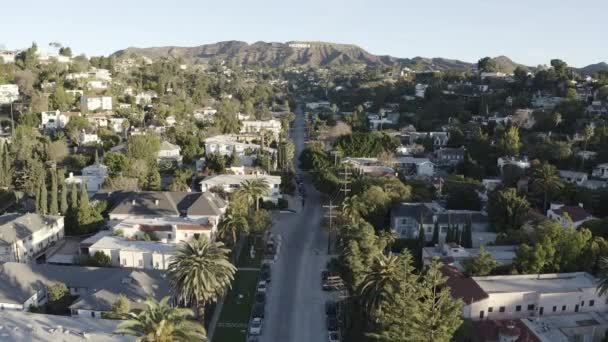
left=260, top=105, right=333, bottom=342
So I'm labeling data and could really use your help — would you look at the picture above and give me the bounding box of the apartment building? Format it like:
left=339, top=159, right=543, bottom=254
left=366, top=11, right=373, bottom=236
left=199, top=174, right=282, bottom=203
left=0, top=214, right=64, bottom=263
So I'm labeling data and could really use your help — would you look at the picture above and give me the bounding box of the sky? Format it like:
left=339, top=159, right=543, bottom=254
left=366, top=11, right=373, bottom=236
left=1, top=0, right=606, bottom=67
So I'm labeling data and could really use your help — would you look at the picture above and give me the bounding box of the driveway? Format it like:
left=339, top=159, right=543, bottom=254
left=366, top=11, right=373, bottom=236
left=259, top=105, right=333, bottom=342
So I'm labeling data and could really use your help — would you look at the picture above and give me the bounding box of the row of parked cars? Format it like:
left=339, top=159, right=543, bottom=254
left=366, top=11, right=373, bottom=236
left=248, top=237, right=276, bottom=341
left=322, top=270, right=344, bottom=342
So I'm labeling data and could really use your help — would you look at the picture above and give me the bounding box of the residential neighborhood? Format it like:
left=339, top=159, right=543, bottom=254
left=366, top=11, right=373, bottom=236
left=0, top=2, right=607, bottom=342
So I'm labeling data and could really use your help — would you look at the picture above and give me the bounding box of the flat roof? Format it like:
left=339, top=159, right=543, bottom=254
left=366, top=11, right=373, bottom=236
left=0, top=310, right=133, bottom=341
left=473, top=272, right=597, bottom=294
left=90, top=235, right=176, bottom=254
left=521, top=312, right=608, bottom=342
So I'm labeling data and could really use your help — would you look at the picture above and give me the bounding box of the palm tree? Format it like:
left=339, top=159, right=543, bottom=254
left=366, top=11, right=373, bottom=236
left=167, top=236, right=236, bottom=318
left=236, top=178, right=270, bottom=211
left=218, top=212, right=249, bottom=246
left=597, top=257, right=608, bottom=297
left=582, top=125, right=594, bottom=169
left=532, top=162, right=563, bottom=214
left=341, top=195, right=361, bottom=224
left=115, top=297, right=206, bottom=342
left=357, top=253, right=404, bottom=316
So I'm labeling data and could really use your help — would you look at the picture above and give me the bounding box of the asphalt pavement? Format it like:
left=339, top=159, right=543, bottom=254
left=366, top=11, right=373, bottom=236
left=259, top=105, right=334, bottom=342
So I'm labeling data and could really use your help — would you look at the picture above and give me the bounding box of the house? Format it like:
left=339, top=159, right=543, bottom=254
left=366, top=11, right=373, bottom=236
left=390, top=202, right=490, bottom=244
left=0, top=213, right=64, bottom=263
left=81, top=96, right=112, bottom=111
left=0, top=84, right=19, bottom=104
left=157, top=141, right=182, bottom=166
left=165, top=115, right=176, bottom=127
left=558, top=170, right=588, bottom=186
left=415, top=83, right=428, bottom=98
left=240, top=119, right=282, bottom=138
left=404, top=131, right=450, bottom=147
left=109, top=117, right=127, bottom=134
left=449, top=271, right=608, bottom=321
left=86, top=112, right=110, bottom=128
left=520, top=312, right=608, bottom=342
left=79, top=131, right=100, bottom=145
left=65, top=163, right=108, bottom=193
left=88, top=67, right=112, bottom=81
left=497, top=157, right=531, bottom=174
left=200, top=174, right=282, bottom=203
left=87, top=80, right=108, bottom=90
left=423, top=243, right=517, bottom=271
left=84, top=233, right=175, bottom=270
left=107, top=191, right=227, bottom=242
left=41, top=110, right=78, bottom=130
left=435, top=147, right=466, bottom=165
left=66, top=89, right=84, bottom=98
left=592, top=163, right=608, bottom=179
left=193, top=107, right=218, bottom=122
left=134, top=91, right=157, bottom=105
left=546, top=203, right=593, bottom=228
left=480, top=71, right=508, bottom=79
left=204, top=134, right=275, bottom=157
left=0, top=310, right=133, bottom=341
left=0, top=262, right=168, bottom=318
left=305, top=101, right=331, bottom=110
left=392, top=156, right=435, bottom=177
left=341, top=157, right=396, bottom=177
left=0, top=51, right=16, bottom=64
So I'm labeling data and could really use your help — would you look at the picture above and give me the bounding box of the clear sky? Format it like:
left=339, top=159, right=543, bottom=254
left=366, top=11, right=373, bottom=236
left=1, top=0, right=606, bottom=67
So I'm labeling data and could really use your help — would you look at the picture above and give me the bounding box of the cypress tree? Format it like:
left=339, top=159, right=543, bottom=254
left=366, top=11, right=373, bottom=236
left=35, top=180, right=41, bottom=214
left=49, top=170, right=58, bottom=215
left=0, top=143, right=4, bottom=188
left=79, top=183, right=89, bottom=209
left=59, top=170, right=68, bottom=215
left=431, top=221, right=439, bottom=246
left=40, top=177, right=48, bottom=215
left=2, top=143, right=11, bottom=187
left=417, top=224, right=426, bottom=269
left=70, top=183, right=78, bottom=209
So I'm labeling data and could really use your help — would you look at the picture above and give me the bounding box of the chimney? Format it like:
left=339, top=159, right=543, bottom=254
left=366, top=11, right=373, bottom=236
left=131, top=200, right=136, bottom=205
left=155, top=199, right=159, bottom=206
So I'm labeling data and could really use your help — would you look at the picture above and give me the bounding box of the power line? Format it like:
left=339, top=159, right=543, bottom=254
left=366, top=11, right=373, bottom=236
left=323, top=200, right=339, bottom=254
left=338, top=163, right=351, bottom=199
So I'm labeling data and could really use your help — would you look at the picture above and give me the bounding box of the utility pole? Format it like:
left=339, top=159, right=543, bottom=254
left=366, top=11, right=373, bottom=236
left=339, top=163, right=351, bottom=199
left=323, top=200, right=338, bottom=254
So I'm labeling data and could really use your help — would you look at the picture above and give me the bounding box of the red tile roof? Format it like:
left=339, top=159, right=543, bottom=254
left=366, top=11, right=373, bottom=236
left=554, top=205, right=592, bottom=222
left=442, top=265, right=488, bottom=305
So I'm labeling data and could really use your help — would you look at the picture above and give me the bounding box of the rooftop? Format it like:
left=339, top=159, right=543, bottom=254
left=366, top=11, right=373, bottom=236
left=89, top=235, right=176, bottom=254
left=109, top=191, right=227, bottom=218
left=0, top=213, right=62, bottom=246
left=200, top=174, right=281, bottom=186
left=472, top=272, right=597, bottom=294
left=0, top=310, right=133, bottom=342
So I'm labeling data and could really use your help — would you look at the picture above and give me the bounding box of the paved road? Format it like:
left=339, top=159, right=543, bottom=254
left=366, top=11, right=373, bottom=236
left=260, top=105, right=332, bottom=342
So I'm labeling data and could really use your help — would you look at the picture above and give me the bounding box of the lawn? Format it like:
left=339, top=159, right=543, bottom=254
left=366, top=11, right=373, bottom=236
left=212, top=269, right=260, bottom=342
left=236, top=237, right=263, bottom=269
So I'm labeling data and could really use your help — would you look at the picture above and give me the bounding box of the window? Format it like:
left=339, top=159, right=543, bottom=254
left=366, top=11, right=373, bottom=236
left=590, top=300, right=595, bottom=307
left=441, top=227, right=448, bottom=233
left=426, top=227, right=432, bottom=233
left=515, top=305, right=521, bottom=312
left=91, top=312, right=95, bottom=318
left=122, top=259, right=127, bottom=266
left=488, top=307, right=493, bottom=313
left=74, top=288, right=78, bottom=293
left=499, top=306, right=505, bottom=313
left=539, top=307, right=544, bottom=315
left=527, top=304, right=535, bottom=311
left=479, top=310, right=484, bottom=319
left=168, top=234, right=172, bottom=239
left=552, top=306, right=557, bottom=312
left=138, top=260, right=143, bottom=267
left=155, top=262, right=159, bottom=269
left=581, top=301, right=585, bottom=307
left=575, top=304, right=579, bottom=313
left=562, top=305, right=567, bottom=311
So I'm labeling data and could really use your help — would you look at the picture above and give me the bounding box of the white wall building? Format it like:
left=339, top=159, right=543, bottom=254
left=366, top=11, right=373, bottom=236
left=0, top=84, right=19, bottom=104
left=65, top=163, right=109, bottom=192
left=393, top=156, right=435, bottom=176
left=460, top=272, right=608, bottom=321
left=204, top=135, right=275, bottom=157
left=82, top=96, right=112, bottom=111
left=87, top=80, right=108, bottom=90
left=41, top=110, right=76, bottom=130
left=0, top=214, right=64, bottom=263
left=200, top=174, right=282, bottom=203
left=240, top=119, right=282, bottom=137
left=86, top=234, right=175, bottom=270
left=79, top=131, right=100, bottom=145
left=593, top=163, right=608, bottom=179
left=546, top=203, right=593, bottom=228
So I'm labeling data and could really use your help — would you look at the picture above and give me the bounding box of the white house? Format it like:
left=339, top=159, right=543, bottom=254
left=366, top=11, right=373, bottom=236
left=134, top=91, right=157, bottom=105
left=497, top=156, right=531, bottom=173
left=558, top=170, right=588, bottom=186
left=547, top=203, right=593, bottom=228
left=0, top=84, right=19, bottom=104
left=87, top=80, right=108, bottom=90
left=86, top=234, right=175, bottom=270
left=592, top=163, right=608, bottom=179
left=107, top=191, right=227, bottom=242
left=109, top=117, right=127, bottom=134
left=204, top=134, right=275, bottom=157
left=423, top=243, right=517, bottom=271
left=200, top=174, right=282, bottom=203
left=415, top=84, right=428, bottom=98
left=65, top=163, right=109, bottom=193
left=305, top=101, right=331, bottom=110
left=393, top=156, right=434, bottom=177
left=193, top=107, right=218, bottom=122
left=165, top=115, right=176, bottom=127
left=157, top=141, right=182, bottom=166
left=41, top=110, right=77, bottom=130
left=406, top=132, right=450, bottom=147
left=81, top=96, right=112, bottom=111
left=79, top=131, right=100, bottom=145
left=0, top=51, right=16, bottom=64
left=88, top=67, right=112, bottom=81
left=452, top=272, right=608, bottom=321
left=0, top=213, right=64, bottom=263
left=240, top=119, right=282, bottom=138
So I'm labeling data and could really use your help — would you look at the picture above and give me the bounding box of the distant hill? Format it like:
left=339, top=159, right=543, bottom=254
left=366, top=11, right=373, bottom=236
left=113, top=41, right=606, bottom=74
left=576, top=62, right=608, bottom=75
left=113, top=41, right=473, bottom=70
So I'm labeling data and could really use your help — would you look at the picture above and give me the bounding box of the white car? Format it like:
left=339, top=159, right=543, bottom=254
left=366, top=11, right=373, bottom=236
left=256, top=281, right=268, bottom=293
left=249, top=317, right=263, bottom=335
left=328, top=331, right=340, bottom=342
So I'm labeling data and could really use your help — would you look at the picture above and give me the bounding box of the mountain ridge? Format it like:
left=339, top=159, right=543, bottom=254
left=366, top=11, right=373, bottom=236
left=112, top=40, right=607, bottom=74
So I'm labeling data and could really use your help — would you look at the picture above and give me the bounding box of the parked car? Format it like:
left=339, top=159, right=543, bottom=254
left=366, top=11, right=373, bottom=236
left=256, top=281, right=268, bottom=293
left=249, top=317, right=263, bottom=335
left=326, top=317, right=339, bottom=332
left=261, top=268, right=272, bottom=282
left=322, top=275, right=344, bottom=291
left=328, top=331, right=340, bottom=342
left=252, top=303, right=265, bottom=319
left=255, top=292, right=266, bottom=304
left=325, top=300, right=337, bottom=317
left=247, top=337, right=259, bottom=342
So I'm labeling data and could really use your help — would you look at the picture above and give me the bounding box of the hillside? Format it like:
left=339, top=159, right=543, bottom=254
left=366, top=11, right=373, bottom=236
left=113, top=41, right=472, bottom=70
left=577, top=62, right=608, bottom=75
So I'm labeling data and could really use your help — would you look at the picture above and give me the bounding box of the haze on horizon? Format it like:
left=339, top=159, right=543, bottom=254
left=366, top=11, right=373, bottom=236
left=1, top=0, right=606, bottom=68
